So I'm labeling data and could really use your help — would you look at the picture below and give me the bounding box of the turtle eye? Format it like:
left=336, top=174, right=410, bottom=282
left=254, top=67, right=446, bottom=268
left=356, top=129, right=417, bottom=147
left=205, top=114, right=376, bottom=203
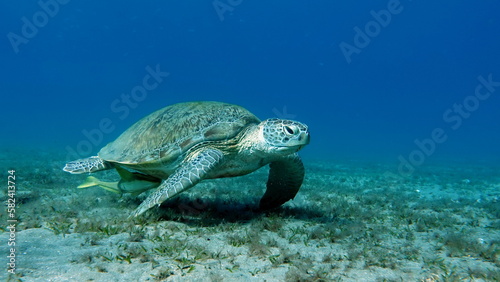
left=284, top=126, right=295, bottom=135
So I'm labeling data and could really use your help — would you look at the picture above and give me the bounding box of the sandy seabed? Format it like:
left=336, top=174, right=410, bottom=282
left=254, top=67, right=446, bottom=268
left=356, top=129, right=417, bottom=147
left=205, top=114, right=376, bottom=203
left=1, top=148, right=499, bottom=281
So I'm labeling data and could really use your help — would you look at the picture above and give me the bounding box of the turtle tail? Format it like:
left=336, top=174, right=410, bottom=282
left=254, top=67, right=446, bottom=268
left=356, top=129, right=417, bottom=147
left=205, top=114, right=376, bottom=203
left=63, top=156, right=113, bottom=174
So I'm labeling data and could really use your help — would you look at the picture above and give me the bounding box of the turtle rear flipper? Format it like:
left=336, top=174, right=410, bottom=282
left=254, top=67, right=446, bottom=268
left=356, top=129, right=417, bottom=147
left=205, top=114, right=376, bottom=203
left=259, top=153, right=304, bottom=210
left=63, top=156, right=113, bottom=174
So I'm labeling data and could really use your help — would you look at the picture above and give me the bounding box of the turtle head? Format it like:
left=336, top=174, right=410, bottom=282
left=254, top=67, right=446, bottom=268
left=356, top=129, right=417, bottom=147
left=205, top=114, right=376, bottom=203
left=259, top=118, right=310, bottom=155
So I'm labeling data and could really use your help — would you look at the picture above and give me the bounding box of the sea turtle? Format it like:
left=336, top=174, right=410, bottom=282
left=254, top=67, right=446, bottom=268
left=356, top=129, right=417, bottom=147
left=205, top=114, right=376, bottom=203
left=63, top=101, right=310, bottom=217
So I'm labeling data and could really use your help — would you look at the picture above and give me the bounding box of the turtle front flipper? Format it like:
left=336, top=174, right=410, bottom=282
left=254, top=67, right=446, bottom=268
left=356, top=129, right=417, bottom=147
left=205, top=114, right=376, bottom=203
left=63, top=156, right=113, bottom=174
left=259, top=153, right=305, bottom=210
left=130, top=149, right=224, bottom=217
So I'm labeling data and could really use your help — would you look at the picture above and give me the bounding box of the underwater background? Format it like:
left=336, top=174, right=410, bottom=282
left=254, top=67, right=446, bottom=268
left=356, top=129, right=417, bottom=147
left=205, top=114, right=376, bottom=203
left=2, top=0, right=499, bottom=163
left=1, top=1, right=500, bottom=281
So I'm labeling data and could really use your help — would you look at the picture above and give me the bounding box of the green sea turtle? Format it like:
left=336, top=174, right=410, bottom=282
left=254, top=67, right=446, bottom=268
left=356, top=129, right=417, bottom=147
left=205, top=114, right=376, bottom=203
left=63, top=101, right=310, bottom=217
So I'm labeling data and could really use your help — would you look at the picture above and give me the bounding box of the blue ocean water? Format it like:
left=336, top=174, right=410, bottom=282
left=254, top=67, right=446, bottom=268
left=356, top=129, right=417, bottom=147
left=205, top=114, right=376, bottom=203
left=2, top=0, right=500, bottom=166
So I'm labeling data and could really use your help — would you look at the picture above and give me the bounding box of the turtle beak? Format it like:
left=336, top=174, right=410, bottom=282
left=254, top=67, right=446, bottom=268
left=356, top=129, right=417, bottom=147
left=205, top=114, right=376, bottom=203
left=296, top=132, right=310, bottom=152
left=301, top=132, right=310, bottom=145
left=287, top=131, right=310, bottom=147
left=295, top=132, right=310, bottom=146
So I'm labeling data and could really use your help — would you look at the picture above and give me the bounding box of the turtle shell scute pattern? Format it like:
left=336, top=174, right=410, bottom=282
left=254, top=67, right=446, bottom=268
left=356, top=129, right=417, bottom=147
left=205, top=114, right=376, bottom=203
left=98, top=101, right=260, bottom=165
